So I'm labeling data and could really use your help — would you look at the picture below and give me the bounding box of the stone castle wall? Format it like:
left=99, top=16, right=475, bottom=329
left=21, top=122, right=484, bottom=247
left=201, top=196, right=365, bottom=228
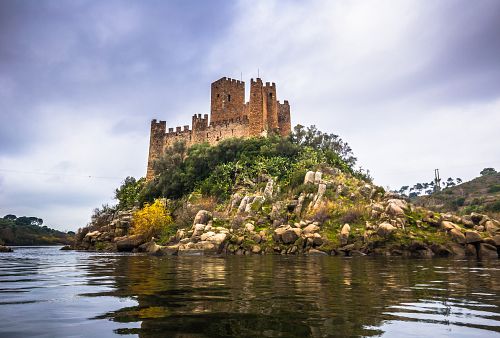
left=146, top=77, right=291, bottom=180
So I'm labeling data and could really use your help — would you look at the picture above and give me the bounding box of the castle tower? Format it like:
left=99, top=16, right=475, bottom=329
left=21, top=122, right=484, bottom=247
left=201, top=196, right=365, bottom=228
left=278, top=100, right=291, bottom=137
left=192, top=113, right=209, bottom=131
left=248, top=78, right=267, bottom=136
left=210, top=77, right=245, bottom=123
left=263, top=82, right=279, bottom=132
left=146, top=76, right=291, bottom=180
left=146, top=119, right=166, bottom=180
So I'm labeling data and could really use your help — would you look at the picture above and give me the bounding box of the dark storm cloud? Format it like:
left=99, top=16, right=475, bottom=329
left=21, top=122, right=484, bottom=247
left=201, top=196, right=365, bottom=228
left=1, top=0, right=499, bottom=229
left=0, top=0, right=234, bottom=155
left=386, top=1, right=500, bottom=105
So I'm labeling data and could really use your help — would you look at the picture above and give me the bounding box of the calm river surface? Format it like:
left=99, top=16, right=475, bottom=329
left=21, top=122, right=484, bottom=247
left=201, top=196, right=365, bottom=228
left=0, top=247, right=499, bottom=337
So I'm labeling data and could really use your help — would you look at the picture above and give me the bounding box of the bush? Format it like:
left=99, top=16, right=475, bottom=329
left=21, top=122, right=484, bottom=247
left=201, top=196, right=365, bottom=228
left=485, top=201, right=500, bottom=213
left=488, top=185, right=500, bottom=193
left=140, top=125, right=360, bottom=203
left=340, top=206, right=366, bottom=225
left=115, top=177, right=145, bottom=209
left=451, top=197, right=466, bottom=209
left=132, top=199, right=173, bottom=238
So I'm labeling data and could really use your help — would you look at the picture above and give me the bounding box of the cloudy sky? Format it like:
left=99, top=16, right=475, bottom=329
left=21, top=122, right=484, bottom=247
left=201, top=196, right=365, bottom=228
left=1, top=0, right=499, bottom=230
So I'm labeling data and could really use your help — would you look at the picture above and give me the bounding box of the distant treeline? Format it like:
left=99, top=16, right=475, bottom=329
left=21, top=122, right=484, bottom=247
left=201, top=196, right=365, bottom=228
left=0, top=214, right=74, bottom=246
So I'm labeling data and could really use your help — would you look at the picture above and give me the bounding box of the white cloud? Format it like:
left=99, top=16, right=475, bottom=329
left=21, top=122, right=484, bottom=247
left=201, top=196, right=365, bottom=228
left=0, top=102, right=148, bottom=230
left=204, top=0, right=500, bottom=189
left=1, top=0, right=499, bottom=230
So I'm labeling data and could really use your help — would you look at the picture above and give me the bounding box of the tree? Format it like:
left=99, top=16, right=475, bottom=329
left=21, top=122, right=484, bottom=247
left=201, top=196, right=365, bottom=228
left=445, top=177, right=456, bottom=188
left=480, top=168, right=497, bottom=176
left=115, top=176, right=145, bottom=210
left=398, top=186, right=409, bottom=196
left=3, top=214, right=17, bottom=220
left=456, top=178, right=462, bottom=184
left=290, top=124, right=357, bottom=167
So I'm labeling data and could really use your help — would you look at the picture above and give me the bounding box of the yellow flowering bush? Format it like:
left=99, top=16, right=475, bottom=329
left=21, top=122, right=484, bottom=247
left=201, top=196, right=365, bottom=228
left=131, top=199, right=173, bottom=238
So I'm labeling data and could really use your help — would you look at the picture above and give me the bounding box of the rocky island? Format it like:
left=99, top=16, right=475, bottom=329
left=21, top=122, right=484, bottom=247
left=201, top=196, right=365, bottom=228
left=73, top=76, right=500, bottom=259
left=73, top=136, right=500, bottom=258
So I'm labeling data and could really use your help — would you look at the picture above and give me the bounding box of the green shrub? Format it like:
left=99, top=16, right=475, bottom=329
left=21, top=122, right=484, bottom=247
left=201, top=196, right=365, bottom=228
left=488, top=185, right=500, bottom=193
left=451, top=197, right=466, bottom=208
left=140, top=125, right=359, bottom=203
left=485, top=201, right=500, bottom=212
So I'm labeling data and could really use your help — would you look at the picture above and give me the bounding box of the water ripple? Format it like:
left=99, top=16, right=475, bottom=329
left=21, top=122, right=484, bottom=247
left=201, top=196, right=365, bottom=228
left=0, top=247, right=499, bottom=337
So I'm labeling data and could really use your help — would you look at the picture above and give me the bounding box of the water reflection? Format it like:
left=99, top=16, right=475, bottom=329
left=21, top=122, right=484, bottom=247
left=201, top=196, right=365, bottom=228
left=0, top=248, right=499, bottom=337
left=82, top=255, right=500, bottom=337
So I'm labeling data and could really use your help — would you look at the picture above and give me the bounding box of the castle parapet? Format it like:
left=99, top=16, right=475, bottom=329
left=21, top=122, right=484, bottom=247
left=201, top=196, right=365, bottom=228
left=146, top=76, right=290, bottom=180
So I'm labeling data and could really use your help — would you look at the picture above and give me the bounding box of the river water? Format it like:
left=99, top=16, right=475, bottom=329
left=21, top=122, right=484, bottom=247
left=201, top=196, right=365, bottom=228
left=0, top=247, right=498, bottom=337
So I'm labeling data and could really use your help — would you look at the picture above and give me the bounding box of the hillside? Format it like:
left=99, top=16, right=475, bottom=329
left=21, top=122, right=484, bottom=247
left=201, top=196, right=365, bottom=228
left=415, top=172, right=500, bottom=219
left=73, top=127, right=500, bottom=259
left=0, top=216, right=75, bottom=246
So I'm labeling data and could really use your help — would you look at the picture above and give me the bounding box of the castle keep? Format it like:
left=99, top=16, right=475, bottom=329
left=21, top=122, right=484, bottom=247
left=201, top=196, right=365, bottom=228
left=146, top=77, right=291, bottom=180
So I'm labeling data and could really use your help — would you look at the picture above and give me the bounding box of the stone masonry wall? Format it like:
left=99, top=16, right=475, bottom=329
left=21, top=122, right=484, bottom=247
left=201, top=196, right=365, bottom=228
left=146, top=77, right=291, bottom=180
left=210, top=78, right=245, bottom=124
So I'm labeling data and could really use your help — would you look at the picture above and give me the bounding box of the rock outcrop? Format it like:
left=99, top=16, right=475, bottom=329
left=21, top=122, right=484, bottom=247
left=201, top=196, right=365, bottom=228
left=74, top=169, right=500, bottom=259
left=0, top=245, right=13, bottom=253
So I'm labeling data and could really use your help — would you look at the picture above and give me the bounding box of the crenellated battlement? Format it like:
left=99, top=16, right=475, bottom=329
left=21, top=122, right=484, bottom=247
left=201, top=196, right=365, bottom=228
left=146, top=76, right=291, bottom=180
left=212, top=77, right=245, bottom=87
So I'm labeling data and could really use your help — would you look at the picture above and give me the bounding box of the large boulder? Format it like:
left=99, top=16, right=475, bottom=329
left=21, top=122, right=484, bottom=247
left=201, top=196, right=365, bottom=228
left=340, top=223, right=350, bottom=245
left=465, top=244, right=477, bottom=257
left=470, top=212, right=484, bottom=225
left=447, top=243, right=466, bottom=257
left=230, top=193, right=243, bottom=211
left=307, top=249, right=328, bottom=256
left=174, top=229, right=186, bottom=242
left=478, top=243, right=498, bottom=259
left=311, top=233, right=324, bottom=246
left=264, top=179, right=274, bottom=199
left=244, top=223, right=255, bottom=232
left=273, top=225, right=291, bottom=242
left=377, top=222, right=396, bottom=237
left=303, top=223, right=320, bottom=235
left=304, top=171, right=315, bottom=184
left=200, top=231, right=216, bottom=241
left=449, top=228, right=466, bottom=244
left=178, top=241, right=218, bottom=256
left=0, top=245, right=13, bottom=253
left=311, top=183, right=327, bottom=210
left=441, top=221, right=460, bottom=232
left=192, top=224, right=206, bottom=237
left=138, top=240, right=163, bottom=255
left=484, top=220, right=499, bottom=235
left=237, top=196, right=250, bottom=214
left=159, top=244, right=180, bottom=256
left=115, top=234, right=146, bottom=252
left=207, top=233, right=227, bottom=246
left=465, top=231, right=482, bottom=244
left=193, top=210, right=212, bottom=226
left=491, top=235, right=500, bottom=246
left=83, top=230, right=101, bottom=243
left=282, top=228, right=301, bottom=244
left=385, top=199, right=407, bottom=217
left=314, top=171, right=322, bottom=184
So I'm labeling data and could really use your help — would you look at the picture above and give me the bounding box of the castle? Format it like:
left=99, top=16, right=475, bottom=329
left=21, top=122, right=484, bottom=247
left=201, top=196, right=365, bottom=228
left=146, top=77, right=291, bottom=180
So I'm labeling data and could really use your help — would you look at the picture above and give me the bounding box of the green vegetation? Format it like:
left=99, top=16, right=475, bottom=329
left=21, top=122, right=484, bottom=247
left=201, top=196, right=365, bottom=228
left=480, top=167, right=497, bottom=176
left=115, top=177, right=145, bottom=209
left=0, top=215, right=74, bottom=246
left=415, top=169, right=500, bottom=218
left=131, top=199, right=175, bottom=240
left=135, top=125, right=368, bottom=205
left=488, top=184, right=500, bottom=193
